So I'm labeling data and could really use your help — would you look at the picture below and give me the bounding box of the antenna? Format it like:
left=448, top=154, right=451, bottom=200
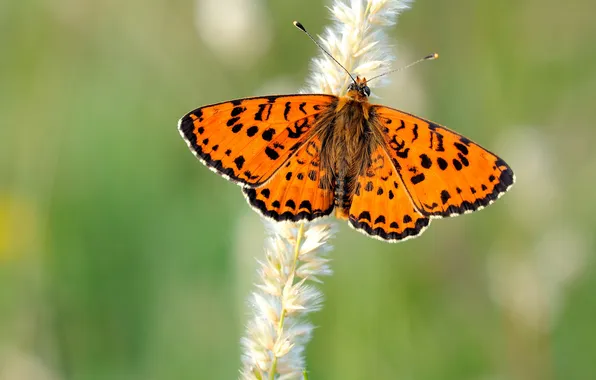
left=367, top=53, right=439, bottom=83
left=293, top=21, right=357, bottom=84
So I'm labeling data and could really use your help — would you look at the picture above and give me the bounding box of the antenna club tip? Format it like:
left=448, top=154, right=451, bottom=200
left=293, top=21, right=306, bottom=32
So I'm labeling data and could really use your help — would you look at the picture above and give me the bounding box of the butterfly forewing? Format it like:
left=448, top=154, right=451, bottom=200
left=371, top=106, right=515, bottom=217
left=243, top=135, right=335, bottom=221
left=178, top=95, right=335, bottom=187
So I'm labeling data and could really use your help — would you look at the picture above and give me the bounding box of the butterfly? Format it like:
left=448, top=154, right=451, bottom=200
left=178, top=71, right=515, bottom=242
left=178, top=19, right=514, bottom=243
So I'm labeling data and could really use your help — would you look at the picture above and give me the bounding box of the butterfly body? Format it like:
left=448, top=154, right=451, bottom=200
left=179, top=77, right=514, bottom=242
left=312, top=81, right=378, bottom=219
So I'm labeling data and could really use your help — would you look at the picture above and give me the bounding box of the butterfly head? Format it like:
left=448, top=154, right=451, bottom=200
left=347, top=76, right=371, bottom=102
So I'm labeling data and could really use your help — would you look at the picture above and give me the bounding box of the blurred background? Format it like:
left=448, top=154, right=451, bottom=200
left=1, top=0, right=595, bottom=379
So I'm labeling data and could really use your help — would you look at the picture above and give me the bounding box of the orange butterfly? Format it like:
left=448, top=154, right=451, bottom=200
left=178, top=32, right=514, bottom=243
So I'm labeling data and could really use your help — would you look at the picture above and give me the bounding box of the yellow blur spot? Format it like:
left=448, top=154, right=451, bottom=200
left=0, top=194, right=38, bottom=262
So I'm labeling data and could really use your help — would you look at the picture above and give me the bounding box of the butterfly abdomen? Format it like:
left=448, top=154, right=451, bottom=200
left=333, top=177, right=352, bottom=219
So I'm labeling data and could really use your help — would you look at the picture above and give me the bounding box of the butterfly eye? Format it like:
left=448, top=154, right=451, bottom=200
left=363, top=86, right=371, bottom=97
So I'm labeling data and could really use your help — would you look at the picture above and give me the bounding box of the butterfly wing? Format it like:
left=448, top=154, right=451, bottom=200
left=178, top=95, right=336, bottom=187
left=243, top=135, right=335, bottom=222
left=371, top=106, right=515, bottom=217
left=348, top=146, right=431, bottom=242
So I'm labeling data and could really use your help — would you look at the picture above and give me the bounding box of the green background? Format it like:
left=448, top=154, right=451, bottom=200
left=2, top=0, right=595, bottom=379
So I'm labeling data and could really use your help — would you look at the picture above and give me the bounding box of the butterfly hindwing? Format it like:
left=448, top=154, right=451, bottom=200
left=371, top=106, right=515, bottom=218
left=348, top=146, right=431, bottom=242
left=178, top=95, right=336, bottom=187
left=243, top=135, right=335, bottom=222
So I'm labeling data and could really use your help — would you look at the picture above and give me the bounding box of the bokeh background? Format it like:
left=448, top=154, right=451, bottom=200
left=2, top=0, right=595, bottom=379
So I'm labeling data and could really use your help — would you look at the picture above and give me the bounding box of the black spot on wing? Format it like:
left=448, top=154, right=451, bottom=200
left=226, top=117, right=240, bottom=127
left=420, top=154, right=432, bottom=169
left=283, top=102, right=291, bottom=121
left=354, top=182, right=361, bottom=196
left=255, top=103, right=272, bottom=121
left=244, top=170, right=258, bottom=180
left=262, top=128, right=276, bottom=141
left=247, top=126, right=259, bottom=137
left=265, top=147, right=279, bottom=160
left=452, top=159, right=463, bottom=171
left=454, top=142, right=469, bottom=155
left=357, top=211, right=371, bottom=221
left=458, top=153, right=469, bottom=167
left=440, top=190, right=451, bottom=205
left=234, top=156, right=245, bottom=170
left=299, top=200, right=312, bottom=212
left=411, top=173, right=425, bottom=185
left=299, top=102, right=307, bottom=114
left=231, top=106, right=246, bottom=117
